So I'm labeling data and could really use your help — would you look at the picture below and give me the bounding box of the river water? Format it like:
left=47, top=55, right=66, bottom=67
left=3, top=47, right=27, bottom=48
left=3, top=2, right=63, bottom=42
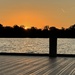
left=0, top=38, right=75, bottom=54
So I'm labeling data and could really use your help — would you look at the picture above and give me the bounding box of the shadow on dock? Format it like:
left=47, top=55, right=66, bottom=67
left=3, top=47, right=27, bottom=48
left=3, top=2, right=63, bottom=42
left=0, top=53, right=75, bottom=57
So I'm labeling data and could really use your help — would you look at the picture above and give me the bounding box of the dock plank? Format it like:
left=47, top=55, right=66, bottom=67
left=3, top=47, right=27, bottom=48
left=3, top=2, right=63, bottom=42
left=0, top=55, right=75, bottom=75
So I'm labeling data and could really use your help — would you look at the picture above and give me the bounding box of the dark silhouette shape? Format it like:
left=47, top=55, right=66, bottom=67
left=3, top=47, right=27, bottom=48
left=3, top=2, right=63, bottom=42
left=0, top=24, right=75, bottom=57
left=49, top=37, right=57, bottom=57
left=0, top=23, right=75, bottom=38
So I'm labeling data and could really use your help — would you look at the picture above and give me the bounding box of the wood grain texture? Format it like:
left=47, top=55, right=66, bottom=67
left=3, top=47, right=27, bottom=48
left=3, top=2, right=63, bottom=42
left=0, top=55, right=75, bottom=75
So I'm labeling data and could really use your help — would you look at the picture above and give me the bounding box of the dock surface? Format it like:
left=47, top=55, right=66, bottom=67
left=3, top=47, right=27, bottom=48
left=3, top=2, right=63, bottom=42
left=0, top=55, right=75, bottom=75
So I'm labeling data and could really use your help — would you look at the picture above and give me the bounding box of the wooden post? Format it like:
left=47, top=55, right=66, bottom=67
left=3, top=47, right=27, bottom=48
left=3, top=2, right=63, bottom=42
left=49, top=37, right=57, bottom=57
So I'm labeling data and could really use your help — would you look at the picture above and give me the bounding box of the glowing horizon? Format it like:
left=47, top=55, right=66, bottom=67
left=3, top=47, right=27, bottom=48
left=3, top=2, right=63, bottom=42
left=0, top=0, right=75, bottom=29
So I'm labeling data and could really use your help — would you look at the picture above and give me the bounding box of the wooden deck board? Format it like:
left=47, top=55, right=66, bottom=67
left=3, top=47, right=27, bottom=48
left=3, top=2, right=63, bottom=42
left=0, top=55, right=75, bottom=75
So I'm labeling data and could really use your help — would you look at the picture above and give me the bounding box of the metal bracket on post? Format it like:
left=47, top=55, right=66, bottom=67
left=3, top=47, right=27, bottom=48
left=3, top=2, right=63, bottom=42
left=49, top=37, right=57, bottom=57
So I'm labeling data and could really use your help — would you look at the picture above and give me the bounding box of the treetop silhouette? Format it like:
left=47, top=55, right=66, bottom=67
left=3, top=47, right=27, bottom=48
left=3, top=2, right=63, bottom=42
left=0, top=24, right=75, bottom=38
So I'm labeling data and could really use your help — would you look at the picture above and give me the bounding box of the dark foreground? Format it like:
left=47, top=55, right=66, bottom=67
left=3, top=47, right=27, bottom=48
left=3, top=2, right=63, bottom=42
left=0, top=53, right=75, bottom=57
left=0, top=55, right=75, bottom=75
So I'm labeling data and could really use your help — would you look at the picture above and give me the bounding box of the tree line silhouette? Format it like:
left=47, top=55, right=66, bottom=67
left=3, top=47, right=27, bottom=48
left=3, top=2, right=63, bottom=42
left=0, top=24, right=75, bottom=38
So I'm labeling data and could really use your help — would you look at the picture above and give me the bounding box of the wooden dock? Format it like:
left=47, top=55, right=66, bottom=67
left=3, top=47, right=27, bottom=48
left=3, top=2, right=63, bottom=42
left=0, top=55, right=75, bottom=75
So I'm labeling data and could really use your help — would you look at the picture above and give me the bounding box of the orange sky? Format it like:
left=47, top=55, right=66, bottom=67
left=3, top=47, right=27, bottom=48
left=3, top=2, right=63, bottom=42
left=0, top=0, right=75, bottom=28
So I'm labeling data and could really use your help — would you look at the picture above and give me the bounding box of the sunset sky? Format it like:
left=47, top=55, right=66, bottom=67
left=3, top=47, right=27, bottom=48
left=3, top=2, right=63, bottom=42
left=0, top=0, right=75, bottom=28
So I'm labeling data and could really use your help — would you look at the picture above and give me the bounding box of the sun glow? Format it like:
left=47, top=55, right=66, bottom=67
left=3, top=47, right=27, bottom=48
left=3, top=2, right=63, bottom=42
left=24, top=26, right=30, bottom=29
left=0, top=0, right=75, bottom=28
